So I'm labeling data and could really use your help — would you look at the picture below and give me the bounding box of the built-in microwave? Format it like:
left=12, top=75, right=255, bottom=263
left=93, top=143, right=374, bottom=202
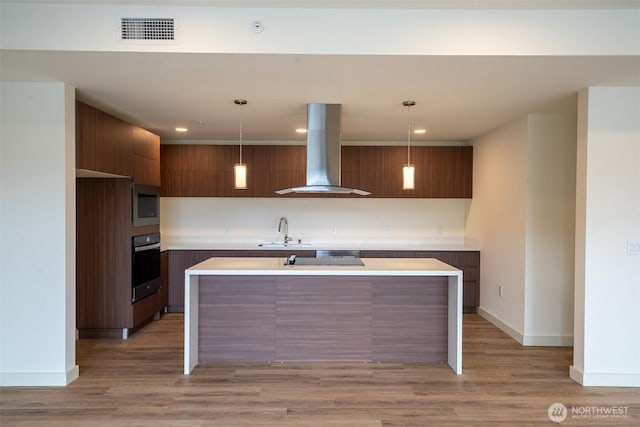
left=132, top=184, right=160, bottom=227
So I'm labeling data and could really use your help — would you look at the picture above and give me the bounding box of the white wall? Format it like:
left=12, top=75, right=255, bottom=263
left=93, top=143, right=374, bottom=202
left=0, top=82, right=78, bottom=386
left=571, top=87, right=640, bottom=387
left=466, top=113, right=577, bottom=345
left=524, top=114, right=576, bottom=345
left=465, top=118, right=528, bottom=338
left=161, top=197, right=471, bottom=246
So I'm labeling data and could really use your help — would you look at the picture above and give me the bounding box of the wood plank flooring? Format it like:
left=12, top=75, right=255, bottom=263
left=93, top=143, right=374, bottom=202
left=1, top=314, right=638, bottom=426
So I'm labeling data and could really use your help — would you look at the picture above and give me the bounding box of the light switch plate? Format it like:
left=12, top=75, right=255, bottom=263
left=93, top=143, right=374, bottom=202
left=627, top=240, right=640, bottom=255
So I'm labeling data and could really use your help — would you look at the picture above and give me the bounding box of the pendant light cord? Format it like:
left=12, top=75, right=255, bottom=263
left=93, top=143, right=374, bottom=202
left=239, top=105, right=243, bottom=164
left=402, top=100, right=415, bottom=165
left=406, top=104, right=411, bottom=165
left=234, top=99, right=247, bottom=164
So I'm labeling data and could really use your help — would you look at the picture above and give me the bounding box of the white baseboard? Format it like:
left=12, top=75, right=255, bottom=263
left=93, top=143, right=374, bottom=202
left=570, top=365, right=640, bottom=387
left=477, top=307, right=524, bottom=344
left=522, top=334, right=573, bottom=347
left=569, top=365, right=584, bottom=384
left=477, top=307, right=572, bottom=347
left=67, top=364, right=79, bottom=383
left=0, top=365, right=79, bottom=386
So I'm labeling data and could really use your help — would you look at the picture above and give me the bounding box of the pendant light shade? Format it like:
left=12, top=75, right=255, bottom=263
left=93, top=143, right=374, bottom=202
left=234, top=99, right=248, bottom=190
left=402, top=164, right=415, bottom=190
left=402, top=100, right=416, bottom=191
left=234, top=163, right=247, bottom=189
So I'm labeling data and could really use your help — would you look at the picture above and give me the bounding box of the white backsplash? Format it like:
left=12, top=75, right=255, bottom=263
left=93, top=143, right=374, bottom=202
left=161, top=197, right=471, bottom=246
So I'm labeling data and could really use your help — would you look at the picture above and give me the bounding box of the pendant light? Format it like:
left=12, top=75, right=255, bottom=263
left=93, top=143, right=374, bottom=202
left=402, top=100, right=416, bottom=190
left=233, top=99, right=248, bottom=190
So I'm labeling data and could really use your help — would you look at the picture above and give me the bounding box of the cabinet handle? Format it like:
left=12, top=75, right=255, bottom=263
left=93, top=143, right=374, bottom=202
left=134, top=243, right=161, bottom=252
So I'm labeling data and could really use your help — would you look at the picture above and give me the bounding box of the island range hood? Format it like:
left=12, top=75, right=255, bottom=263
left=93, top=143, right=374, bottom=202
left=275, top=103, right=370, bottom=196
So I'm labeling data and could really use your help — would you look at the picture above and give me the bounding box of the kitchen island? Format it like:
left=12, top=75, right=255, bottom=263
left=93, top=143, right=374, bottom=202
left=184, top=257, right=462, bottom=375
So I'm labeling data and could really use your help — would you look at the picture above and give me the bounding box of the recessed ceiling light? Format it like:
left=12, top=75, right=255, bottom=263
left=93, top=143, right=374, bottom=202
left=414, top=128, right=427, bottom=134
left=175, top=127, right=188, bottom=132
left=296, top=128, right=307, bottom=134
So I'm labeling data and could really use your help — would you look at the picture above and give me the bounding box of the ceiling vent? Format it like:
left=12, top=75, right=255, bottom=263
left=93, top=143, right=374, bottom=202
left=121, top=18, right=175, bottom=41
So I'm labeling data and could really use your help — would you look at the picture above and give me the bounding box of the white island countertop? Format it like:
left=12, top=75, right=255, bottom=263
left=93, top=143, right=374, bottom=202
left=187, top=256, right=462, bottom=276
left=184, top=257, right=463, bottom=375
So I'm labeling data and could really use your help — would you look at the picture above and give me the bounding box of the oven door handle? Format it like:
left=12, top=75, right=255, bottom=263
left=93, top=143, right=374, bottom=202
left=134, top=242, right=161, bottom=252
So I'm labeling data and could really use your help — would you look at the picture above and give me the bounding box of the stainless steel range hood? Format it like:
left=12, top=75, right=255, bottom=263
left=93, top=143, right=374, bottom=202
left=275, top=103, right=370, bottom=196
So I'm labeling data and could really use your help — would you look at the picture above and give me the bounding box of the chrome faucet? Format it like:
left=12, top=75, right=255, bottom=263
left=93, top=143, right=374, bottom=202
left=278, top=216, right=291, bottom=245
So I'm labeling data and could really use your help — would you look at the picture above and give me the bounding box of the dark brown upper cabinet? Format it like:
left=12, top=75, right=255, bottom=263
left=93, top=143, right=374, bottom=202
left=132, top=126, right=161, bottom=187
left=76, top=101, right=160, bottom=186
left=161, top=144, right=472, bottom=198
left=76, top=101, right=97, bottom=171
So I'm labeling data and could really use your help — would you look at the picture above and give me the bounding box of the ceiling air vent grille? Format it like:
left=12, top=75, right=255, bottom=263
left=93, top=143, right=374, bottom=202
left=121, top=18, right=175, bottom=41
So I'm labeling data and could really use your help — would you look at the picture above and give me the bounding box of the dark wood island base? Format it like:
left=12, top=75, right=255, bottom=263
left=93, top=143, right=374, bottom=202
left=198, top=275, right=448, bottom=363
left=184, top=257, right=463, bottom=374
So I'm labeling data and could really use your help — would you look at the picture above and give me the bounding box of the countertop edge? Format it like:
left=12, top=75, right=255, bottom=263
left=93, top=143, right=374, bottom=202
left=185, top=257, right=463, bottom=276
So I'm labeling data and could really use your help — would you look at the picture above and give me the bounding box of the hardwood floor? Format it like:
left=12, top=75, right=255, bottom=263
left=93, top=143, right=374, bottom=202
left=1, top=314, right=638, bottom=426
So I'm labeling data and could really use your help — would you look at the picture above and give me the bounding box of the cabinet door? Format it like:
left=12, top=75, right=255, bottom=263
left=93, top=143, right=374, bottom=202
left=95, top=110, right=133, bottom=177
left=160, top=250, right=169, bottom=310
left=76, top=101, right=96, bottom=170
left=167, top=250, right=217, bottom=312
left=133, top=127, right=161, bottom=186
left=415, top=250, right=480, bottom=314
left=76, top=178, right=132, bottom=329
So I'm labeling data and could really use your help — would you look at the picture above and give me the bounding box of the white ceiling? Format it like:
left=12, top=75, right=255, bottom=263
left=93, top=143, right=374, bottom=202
left=10, top=0, right=640, bottom=9
left=1, top=1, right=639, bottom=144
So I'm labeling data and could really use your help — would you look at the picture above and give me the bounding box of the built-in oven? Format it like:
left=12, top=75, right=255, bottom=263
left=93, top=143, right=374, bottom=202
left=132, top=233, right=161, bottom=303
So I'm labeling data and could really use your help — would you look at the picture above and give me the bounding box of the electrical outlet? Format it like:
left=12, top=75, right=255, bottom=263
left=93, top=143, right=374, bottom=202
left=498, top=286, right=503, bottom=297
left=331, top=226, right=337, bottom=234
left=383, top=225, right=391, bottom=235
left=627, top=240, right=640, bottom=255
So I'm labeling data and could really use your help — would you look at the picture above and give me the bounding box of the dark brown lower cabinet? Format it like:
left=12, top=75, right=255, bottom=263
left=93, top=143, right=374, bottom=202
left=166, top=249, right=479, bottom=314
left=363, top=250, right=480, bottom=313
left=166, top=249, right=315, bottom=312
left=168, top=249, right=480, bottom=313
left=160, top=250, right=169, bottom=311
left=415, top=251, right=480, bottom=314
